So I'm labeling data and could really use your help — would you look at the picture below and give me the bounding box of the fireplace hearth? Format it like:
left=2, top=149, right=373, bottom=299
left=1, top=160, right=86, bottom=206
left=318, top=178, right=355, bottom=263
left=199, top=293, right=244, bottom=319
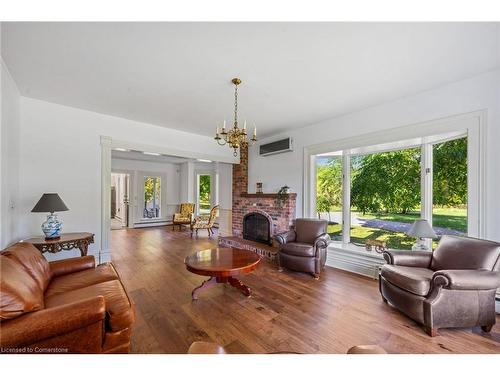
left=243, top=212, right=271, bottom=245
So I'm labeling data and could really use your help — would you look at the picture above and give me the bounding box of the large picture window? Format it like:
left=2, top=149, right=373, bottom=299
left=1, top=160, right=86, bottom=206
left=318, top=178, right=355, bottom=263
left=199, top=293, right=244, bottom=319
left=315, top=134, right=468, bottom=250
left=431, top=137, right=467, bottom=247
left=349, top=147, right=421, bottom=249
left=316, top=154, right=343, bottom=241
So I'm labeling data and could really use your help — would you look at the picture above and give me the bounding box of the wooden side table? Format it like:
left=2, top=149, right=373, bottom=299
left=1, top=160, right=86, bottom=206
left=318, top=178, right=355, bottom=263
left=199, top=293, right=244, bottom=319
left=23, top=232, right=95, bottom=257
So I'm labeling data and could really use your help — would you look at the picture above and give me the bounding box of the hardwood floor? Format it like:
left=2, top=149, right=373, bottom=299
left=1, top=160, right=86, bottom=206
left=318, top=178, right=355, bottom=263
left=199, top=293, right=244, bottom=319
left=111, top=227, right=500, bottom=354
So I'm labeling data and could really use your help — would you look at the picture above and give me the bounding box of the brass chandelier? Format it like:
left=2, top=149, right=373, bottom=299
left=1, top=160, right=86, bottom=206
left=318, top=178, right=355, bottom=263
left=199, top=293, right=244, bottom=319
left=215, top=78, right=257, bottom=156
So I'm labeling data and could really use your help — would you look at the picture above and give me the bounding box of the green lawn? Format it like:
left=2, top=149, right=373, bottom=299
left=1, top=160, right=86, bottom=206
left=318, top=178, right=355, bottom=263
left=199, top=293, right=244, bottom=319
left=328, top=224, right=415, bottom=250
left=326, top=207, right=466, bottom=250
left=199, top=200, right=211, bottom=214
left=356, top=207, right=466, bottom=233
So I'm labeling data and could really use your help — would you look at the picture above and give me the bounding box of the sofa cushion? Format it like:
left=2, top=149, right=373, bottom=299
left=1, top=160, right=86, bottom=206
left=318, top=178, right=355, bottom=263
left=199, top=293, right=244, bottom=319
left=295, top=219, right=327, bottom=244
left=2, top=242, right=51, bottom=291
left=0, top=256, right=44, bottom=320
left=282, top=242, right=315, bottom=257
left=45, top=263, right=120, bottom=297
left=381, top=265, right=434, bottom=296
left=45, top=279, right=134, bottom=332
left=431, top=235, right=500, bottom=271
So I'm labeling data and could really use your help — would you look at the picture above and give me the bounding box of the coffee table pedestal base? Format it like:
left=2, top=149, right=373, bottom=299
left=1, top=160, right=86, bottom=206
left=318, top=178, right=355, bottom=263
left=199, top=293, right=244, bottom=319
left=192, top=276, right=252, bottom=300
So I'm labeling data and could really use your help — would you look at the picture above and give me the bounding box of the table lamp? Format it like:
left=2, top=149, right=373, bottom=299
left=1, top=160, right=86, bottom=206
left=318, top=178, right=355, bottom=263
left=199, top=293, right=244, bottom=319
left=31, top=193, right=69, bottom=239
left=407, top=219, right=437, bottom=251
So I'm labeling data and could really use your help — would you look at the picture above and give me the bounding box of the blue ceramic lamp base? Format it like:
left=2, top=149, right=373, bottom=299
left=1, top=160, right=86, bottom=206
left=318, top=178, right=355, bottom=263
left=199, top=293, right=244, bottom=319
left=42, top=212, right=63, bottom=239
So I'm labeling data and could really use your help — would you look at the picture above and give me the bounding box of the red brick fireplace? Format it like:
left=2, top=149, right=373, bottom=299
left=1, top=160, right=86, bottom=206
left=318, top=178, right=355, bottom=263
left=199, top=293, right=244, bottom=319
left=231, top=144, right=297, bottom=240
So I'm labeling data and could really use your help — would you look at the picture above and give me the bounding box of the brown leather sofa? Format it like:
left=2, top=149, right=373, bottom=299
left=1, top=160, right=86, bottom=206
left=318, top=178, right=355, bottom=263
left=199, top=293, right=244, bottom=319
left=380, top=235, right=500, bottom=336
left=275, top=218, right=330, bottom=279
left=0, top=242, right=135, bottom=353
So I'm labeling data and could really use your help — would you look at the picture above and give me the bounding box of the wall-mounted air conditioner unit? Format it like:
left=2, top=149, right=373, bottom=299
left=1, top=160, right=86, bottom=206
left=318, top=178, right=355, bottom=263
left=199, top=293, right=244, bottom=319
left=259, top=137, right=293, bottom=156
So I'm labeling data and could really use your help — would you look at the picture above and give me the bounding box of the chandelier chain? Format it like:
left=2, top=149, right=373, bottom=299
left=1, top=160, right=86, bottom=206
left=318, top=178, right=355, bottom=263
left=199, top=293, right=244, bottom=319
left=234, top=82, right=238, bottom=127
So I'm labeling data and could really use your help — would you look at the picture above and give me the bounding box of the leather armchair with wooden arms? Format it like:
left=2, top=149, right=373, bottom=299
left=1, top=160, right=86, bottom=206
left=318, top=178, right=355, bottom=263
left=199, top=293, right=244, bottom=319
left=275, top=218, right=331, bottom=279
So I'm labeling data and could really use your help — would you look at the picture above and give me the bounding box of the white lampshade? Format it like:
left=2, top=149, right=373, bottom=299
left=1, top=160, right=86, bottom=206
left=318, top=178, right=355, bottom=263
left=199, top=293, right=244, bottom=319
left=407, top=219, right=437, bottom=239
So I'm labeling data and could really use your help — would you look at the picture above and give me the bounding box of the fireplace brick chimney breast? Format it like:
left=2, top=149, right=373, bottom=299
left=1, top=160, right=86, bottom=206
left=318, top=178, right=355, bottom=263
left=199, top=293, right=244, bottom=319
left=232, top=143, right=296, bottom=239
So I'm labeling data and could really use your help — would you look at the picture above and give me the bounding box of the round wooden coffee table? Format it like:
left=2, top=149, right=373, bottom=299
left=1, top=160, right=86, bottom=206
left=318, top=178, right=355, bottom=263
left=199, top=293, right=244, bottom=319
left=185, top=247, right=261, bottom=300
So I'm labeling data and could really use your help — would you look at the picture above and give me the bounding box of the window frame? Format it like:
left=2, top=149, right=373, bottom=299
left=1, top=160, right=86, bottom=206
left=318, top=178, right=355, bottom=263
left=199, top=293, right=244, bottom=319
left=137, top=171, right=168, bottom=222
left=304, top=112, right=485, bottom=250
left=195, top=171, right=215, bottom=215
left=142, top=175, right=162, bottom=219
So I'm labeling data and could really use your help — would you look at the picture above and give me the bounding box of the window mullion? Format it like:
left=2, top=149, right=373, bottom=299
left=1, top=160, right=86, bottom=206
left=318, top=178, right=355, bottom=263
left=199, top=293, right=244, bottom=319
left=342, top=153, right=351, bottom=244
left=421, top=144, right=433, bottom=224
left=421, top=143, right=433, bottom=250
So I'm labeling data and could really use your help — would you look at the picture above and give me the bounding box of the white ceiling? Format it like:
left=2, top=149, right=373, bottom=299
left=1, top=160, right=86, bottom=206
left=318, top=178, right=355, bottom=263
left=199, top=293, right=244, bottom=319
left=2, top=22, right=499, bottom=138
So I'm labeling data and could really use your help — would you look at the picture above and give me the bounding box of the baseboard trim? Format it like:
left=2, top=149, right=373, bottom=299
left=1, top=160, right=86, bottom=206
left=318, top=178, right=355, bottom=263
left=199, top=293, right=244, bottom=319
left=133, top=221, right=170, bottom=228
left=99, top=250, right=112, bottom=264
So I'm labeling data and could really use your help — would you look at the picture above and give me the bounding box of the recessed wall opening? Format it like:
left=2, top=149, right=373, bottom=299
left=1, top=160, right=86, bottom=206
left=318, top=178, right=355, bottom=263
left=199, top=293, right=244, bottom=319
left=102, top=141, right=235, bottom=262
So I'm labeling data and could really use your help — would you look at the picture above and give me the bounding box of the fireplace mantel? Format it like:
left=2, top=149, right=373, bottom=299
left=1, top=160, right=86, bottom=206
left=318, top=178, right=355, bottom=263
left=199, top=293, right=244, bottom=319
left=240, top=193, right=297, bottom=199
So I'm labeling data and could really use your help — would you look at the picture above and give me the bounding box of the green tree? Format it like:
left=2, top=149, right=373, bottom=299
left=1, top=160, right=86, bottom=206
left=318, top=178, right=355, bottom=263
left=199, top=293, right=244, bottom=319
left=144, top=177, right=161, bottom=209
left=351, top=148, right=421, bottom=214
left=433, top=138, right=467, bottom=206
left=199, top=175, right=211, bottom=207
left=316, top=158, right=342, bottom=219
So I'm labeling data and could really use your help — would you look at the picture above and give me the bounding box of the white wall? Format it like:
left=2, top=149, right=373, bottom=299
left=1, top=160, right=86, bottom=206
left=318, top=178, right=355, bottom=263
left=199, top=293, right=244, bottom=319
left=249, top=69, right=500, bottom=241
left=179, top=161, right=194, bottom=203
left=216, top=162, right=233, bottom=236
left=0, top=58, right=21, bottom=248
left=18, top=97, right=235, bottom=259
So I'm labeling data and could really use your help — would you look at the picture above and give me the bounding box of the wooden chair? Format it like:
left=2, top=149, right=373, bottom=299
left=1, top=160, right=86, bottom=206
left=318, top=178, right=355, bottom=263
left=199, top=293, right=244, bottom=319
left=172, top=203, right=195, bottom=231
left=191, top=205, right=219, bottom=237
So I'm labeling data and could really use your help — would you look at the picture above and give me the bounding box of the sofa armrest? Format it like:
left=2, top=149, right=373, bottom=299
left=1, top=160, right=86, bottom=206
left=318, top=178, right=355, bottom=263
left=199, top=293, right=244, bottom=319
left=0, top=296, right=105, bottom=348
left=432, top=269, right=500, bottom=290
left=383, top=250, right=432, bottom=268
left=275, top=231, right=296, bottom=246
left=314, top=233, right=331, bottom=254
left=49, top=255, right=95, bottom=278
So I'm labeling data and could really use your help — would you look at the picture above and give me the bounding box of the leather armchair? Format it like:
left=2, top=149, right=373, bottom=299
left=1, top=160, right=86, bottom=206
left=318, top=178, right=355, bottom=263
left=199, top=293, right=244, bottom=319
left=1, top=242, right=135, bottom=353
left=379, top=235, right=500, bottom=336
left=275, top=218, right=330, bottom=279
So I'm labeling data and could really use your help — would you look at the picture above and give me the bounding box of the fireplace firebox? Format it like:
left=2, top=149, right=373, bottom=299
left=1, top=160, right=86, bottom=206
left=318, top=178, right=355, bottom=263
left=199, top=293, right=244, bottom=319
left=243, top=212, right=271, bottom=245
